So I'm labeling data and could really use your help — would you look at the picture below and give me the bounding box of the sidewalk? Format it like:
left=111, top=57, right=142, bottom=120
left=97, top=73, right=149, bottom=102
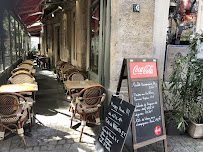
left=0, top=68, right=202, bottom=152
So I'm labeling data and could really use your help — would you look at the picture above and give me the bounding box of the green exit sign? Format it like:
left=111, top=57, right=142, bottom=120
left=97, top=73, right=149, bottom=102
left=133, top=4, right=140, bottom=12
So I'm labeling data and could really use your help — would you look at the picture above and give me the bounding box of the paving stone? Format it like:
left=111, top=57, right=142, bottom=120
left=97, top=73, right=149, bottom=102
left=48, top=145, right=56, bottom=150
left=33, top=146, right=40, bottom=151
left=58, top=139, right=66, bottom=144
left=41, top=145, right=48, bottom=151
left=0, top=146, right=10, bottom=152
left=56, top=144, right=63, bottom=149
left=195, top=146, right=203, bottom=151
left=38, top=140, right=47, bottom=146
left=25, top=147, right=33, bottom=152
left=66, top=138, right=74, bottom=144
left=63, top=143, right=71, bottom=150
left=48, top=140, right=57, bottom=145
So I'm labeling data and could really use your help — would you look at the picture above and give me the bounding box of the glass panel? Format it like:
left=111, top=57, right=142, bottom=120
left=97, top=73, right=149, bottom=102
left=19, top=25, right=22, bottom=57
left=10, top=15, right=16, bottom=62
left=3, top=10, right=11, bottom=69
left=90, top=4, right=100, bottom=74
left=15, top=20, right=19, bottom=59
left=0, top=18, right=2, bottom=72
left=167, top=0, right=199, bottom=45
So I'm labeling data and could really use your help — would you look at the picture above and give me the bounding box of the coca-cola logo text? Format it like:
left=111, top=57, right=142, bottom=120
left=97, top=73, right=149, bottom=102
left=132, top=65, right=154, bottom=75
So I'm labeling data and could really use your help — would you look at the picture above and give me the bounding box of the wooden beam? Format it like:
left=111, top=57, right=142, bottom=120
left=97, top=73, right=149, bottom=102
left=16, top=1, right=68, bottom=9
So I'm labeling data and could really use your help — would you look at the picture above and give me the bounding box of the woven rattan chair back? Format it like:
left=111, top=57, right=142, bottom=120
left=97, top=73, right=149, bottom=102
left=8, top=73, right=35, bottom=84
left=0, top=94, right=19, bottom=117
left=0, top=92, right=29, bottom=147
left=62, top=63, right=74, bottom=69
left=56, top=61, right=65, bottom=66
left=78, top=85, right=105, bottom=107
left=18, top=63, right=33, bottom=67
left=68, top=72, right=87, bottom=81
left=23, top=60, right=34, bottom=65
left=11, top=68, right=30, bottom=75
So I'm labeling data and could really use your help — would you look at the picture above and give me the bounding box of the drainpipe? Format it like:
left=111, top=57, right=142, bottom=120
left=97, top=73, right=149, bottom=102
left=98, top=0, right=103, bottom=84
left=103, top=0, right=111, bottom=118
left=104, top=0, right=111, bottom=89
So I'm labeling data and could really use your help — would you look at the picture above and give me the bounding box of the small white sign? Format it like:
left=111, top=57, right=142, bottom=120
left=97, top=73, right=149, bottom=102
left=197, top=43, right=203, bottom=59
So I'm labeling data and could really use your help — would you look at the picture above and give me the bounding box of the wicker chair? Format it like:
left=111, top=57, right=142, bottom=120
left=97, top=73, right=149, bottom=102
left=23, top=60, right=34, bottom=65
left=18, top=62, right=33, bottom=68
left=65, top=72, right=88, bottom=97
left=67, top=72, right=87, bottom=81
left=58, top=63, right=74, bottom=81
left=8, top=73, right=36, bottom=125
left=0, top=92, right=31, bottom=147
left=69, top=85, right=106, bottom=142
left=11, top=67, right=31, bottom=75
left=63, top=69, right=79, bottom=82
left=17, top=64, right=35, bottom=75
left=56, top=61, right=67, bottom=80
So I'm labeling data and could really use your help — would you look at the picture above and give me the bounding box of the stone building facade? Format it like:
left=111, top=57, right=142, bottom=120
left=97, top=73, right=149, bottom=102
left=41, top=0, right=203, bottom=108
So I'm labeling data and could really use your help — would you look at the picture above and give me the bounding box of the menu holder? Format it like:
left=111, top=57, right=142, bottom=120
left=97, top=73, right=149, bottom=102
left=116, top=58, right=167, bottom=152
left=96, top=96, right=135, bottom=152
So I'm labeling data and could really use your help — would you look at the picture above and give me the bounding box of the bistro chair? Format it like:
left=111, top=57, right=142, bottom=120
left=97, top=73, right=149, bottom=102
left=39, top=57, right=50, bottom=69
left=69, top=85, right=106, bottom=142
left=56, top=61, right=67, bottom=80
left=65, top=72, right=88, bottom=97
left=18, top=62, right=33, bottom=67
left=58, top=63, right=74, bottom=81
left=63, top=69, right=79, bottom=82
left=23, top=60, right=34, bottom=66
left=8, top=72, right=36, bottom=99
left=8, top=73, right=36, bottom=125
left=17, top=64, right=35, bottom=75
left=11, top=67, right=31, bottom=75
left=67, top=72, right=87, bottom=81
left=0, top=92, right=31, bottom=147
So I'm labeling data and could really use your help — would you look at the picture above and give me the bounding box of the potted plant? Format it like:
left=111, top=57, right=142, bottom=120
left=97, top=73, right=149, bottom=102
left=163, top=32, right=203, bottom=137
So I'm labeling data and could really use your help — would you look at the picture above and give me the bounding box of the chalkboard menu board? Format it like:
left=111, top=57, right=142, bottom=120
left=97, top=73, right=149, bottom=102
left=97, top=96, right=135, bottom=152
left=132, top=80, right=163, bottom=143
left=116, top=58, right=167, bottom=151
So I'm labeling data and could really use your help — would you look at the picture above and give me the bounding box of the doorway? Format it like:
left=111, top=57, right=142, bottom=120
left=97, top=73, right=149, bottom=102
left=56, top=26, right=60, bottom=61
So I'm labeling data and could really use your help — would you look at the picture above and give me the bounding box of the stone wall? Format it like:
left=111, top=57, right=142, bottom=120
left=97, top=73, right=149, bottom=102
left=110, top=0, right=155, bottom=92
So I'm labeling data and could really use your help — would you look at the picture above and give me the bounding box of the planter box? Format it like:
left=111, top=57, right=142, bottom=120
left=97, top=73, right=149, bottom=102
left=187, top=121, right=203, bottom=138
left=165, top=120, right=184, bottom=135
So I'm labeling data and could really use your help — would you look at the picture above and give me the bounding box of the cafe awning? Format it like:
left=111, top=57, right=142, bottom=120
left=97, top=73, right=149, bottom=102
left=15, top=0, right=45, bottom=36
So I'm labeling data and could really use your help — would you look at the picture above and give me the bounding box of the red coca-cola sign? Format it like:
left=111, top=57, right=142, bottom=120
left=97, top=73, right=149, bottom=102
left=130, top=62, right=158, bottom=78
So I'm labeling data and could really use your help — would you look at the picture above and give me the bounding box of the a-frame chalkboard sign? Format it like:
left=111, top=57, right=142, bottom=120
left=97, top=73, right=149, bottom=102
left=116, top=58, right=167, bottom=152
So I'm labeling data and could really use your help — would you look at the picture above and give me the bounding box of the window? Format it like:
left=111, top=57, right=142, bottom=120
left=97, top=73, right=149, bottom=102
left=15, top=20, right=19, bottom=59
left=3, top=10, right=11, bottom=69
left=167, top=0, right=198, bottom=44
left=10, top=15, right=16, bottom=62
left=90, top=4, right=100, bottom=74
left=0, top=20, right=3, bottom=72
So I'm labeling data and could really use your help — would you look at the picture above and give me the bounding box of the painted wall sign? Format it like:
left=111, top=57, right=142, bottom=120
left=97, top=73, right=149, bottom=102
left=129, top=62, right=158, bottom=79
left=133, top=4, right=140, bottom=12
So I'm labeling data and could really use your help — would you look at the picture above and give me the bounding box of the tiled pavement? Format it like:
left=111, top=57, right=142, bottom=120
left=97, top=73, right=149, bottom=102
left=0, top=67, right=202, bottom=152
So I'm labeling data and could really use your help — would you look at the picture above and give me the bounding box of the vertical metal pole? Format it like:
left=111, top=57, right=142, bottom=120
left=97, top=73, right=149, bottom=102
left=104, top=0, right=111, bottom=89
left=8, top=14, right=13, bottom=65
left=18, top=23, right=20, bottom=58
left=98, top=0, right=104, bottom=84
left=0, top=9, right=5, bottom=70
left=14, top=20, right=17, bottom=61
left=103, top=0, right=111, bottom=117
